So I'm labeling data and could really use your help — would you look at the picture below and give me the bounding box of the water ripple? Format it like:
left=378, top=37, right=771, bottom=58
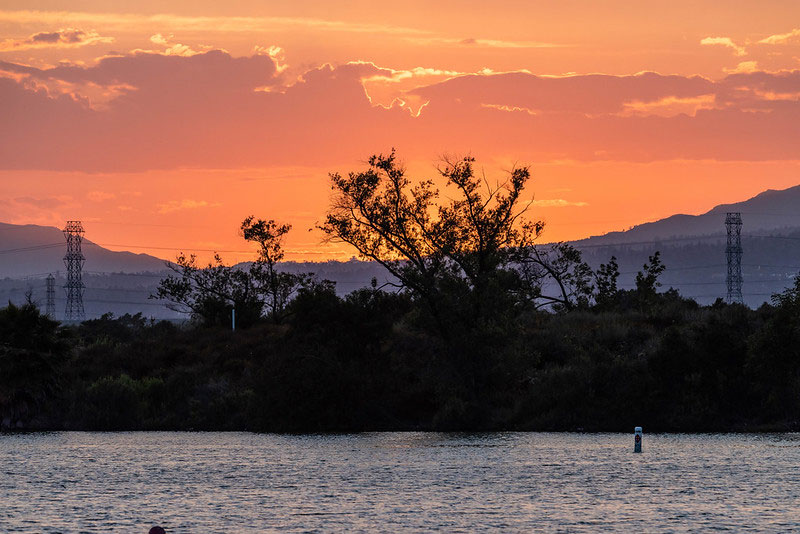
left=1, top=432, right=799, bottom=532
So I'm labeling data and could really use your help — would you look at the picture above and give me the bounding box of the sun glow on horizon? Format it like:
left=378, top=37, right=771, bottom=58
left=2, top=1, right=800, bottom=262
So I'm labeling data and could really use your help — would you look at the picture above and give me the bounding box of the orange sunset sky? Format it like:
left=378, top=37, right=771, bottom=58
left=2, top=1, right=800, bottom=262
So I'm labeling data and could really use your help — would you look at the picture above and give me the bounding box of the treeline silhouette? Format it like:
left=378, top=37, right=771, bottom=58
left=3, top=283, right=800, bottom=432
left=2, top=152, right=799, bottom=432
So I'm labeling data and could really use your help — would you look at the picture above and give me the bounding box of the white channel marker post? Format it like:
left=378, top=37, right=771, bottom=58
left=634, top=426, right=642, bottom=453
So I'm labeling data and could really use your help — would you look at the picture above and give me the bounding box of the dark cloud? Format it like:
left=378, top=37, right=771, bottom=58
left=0, top=28, right=112, bottom=51
left=30, top=31, right=63, bottom=44
left=0, top=48, right=798, bottom=172
left=410, top=71, right=716, bottom=114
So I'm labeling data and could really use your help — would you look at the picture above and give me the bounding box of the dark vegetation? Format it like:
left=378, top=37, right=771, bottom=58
left=2, top=152, right=799, bottom=432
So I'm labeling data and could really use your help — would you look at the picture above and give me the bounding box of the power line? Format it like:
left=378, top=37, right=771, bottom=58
left=619, top=280, right=795, bottom=288
left=590, top=235, right=800, bottom=250
left=749, top=235, right=800, bottom=241
left=84, top=287, right=157, bottom=293
left=0, top=243, right=62, bottom=254
left=690, top=293, right=779, bottom=298
left=5, top=234, right=800, bottom=258
left=735, top=211, right=800, bottom=217
left=81, top=221, right=219, bottom=230
left=572, top=235, right=726, bottom=249
left=84, top=271, right=171, bottom=277
left=83, top=242, right=260, bottom=254
left=12, top=272, right=62, bottom=279
left=618, top=264, right=725, bottom=275
left=82, top=298, right=167, bottom=307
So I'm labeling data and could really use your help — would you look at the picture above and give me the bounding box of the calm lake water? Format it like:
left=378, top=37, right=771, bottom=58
left=1, top=432, right=799, bottom=532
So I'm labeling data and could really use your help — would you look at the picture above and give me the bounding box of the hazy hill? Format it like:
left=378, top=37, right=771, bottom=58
left=580, top=185, right=800, bottom=244
left=0, top=222, right=167, bottom=278
left=572, top=185, right=800, bottom=307
left=2, top=183, right=800, bottom=317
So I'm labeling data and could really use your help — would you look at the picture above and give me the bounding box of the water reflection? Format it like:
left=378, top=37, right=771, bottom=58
left=1, top=432, right=799, bottom=532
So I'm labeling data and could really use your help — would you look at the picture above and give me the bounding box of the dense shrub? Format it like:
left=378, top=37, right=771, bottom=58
left=2, top=285, right=800, bottom=432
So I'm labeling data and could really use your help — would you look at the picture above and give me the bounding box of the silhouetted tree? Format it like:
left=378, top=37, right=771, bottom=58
left=321, top=150, right=589, bottom=335
left=594, top=255, right=620, bottom=308
left=635, top=251, right=666, bottom=295
left=515, top=242, right=594, bottom=311
left=0, top=301, right=65, bottom=429
left=745, top=274, right=800, bottom=420
left=770, top=273, right=800, bottom=311
left=155, top=216, right=316, bottom=327
left=154, top=253, right=263, bottom=328
left=241, top=216, right=309, bottom=323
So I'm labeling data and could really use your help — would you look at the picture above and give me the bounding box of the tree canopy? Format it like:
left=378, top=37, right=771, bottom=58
left=321, top=150, right=593, bottom=336
left=154, top=216, right=308, bottom=327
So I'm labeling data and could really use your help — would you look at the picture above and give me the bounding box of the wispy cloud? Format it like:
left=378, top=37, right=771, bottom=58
left=759, top=28, right=800, bottom=45
left=0, top=10, right=432, bottom=37
left=156, top=199, right=220, bottom=214
left=409, top=36, right=564, bottom=49
left=700, top=36, right=746, bottom=56
left=87, top=190, right=116, bottom=202
left=137, top=33, right=210, bottom=57
left=531, top=199, right=588, bottom=208
left=0, top=9, right=567, bottom=53
left=621, top=94, right=717, bottom=117
left=458, top=37, right=563, bottom=49
left=358, top=63, right=466, bottom=83
left=480, top=103, right=539, bottom=115
left=724, top=61, right=759, bottom=74
left=0, top=28, right=112, bottom=51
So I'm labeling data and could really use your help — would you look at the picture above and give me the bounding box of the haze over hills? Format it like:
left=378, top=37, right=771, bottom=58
left=567, top=185, right=800, bottom=308
left=576, top=185, right=800, bottom=244
left=2, top=184, right=800, bottom=318
left=0, top=222, right=167, bottom=279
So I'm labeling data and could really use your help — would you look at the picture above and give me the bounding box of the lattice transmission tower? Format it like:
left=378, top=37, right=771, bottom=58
left=725, top=212, right=743, bottom=304
left=45, top=273, right=56, bottom=318
left=63, top=221, right=86, bottom=321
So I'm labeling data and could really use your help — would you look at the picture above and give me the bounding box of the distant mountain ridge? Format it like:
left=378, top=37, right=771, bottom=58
left=2, top=183, right=800, bottom=315
left=0, top=222, right=167, bottom=279
left=577, top=185, right=800, bottom=245
left=568, top=184, right=800, bottom=308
